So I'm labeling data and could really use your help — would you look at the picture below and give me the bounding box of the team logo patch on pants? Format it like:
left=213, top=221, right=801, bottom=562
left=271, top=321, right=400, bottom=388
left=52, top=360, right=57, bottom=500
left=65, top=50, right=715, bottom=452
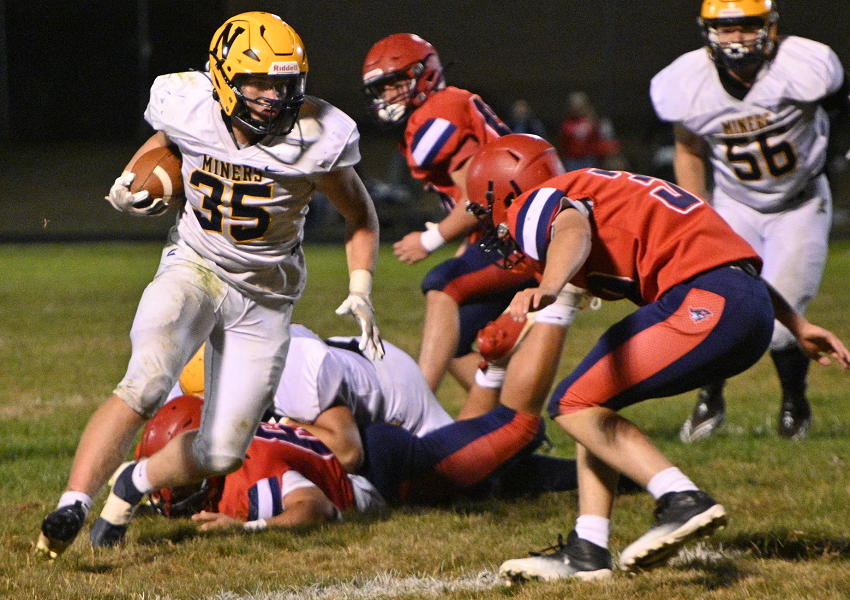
left=689, top=307, right=713, bottom=322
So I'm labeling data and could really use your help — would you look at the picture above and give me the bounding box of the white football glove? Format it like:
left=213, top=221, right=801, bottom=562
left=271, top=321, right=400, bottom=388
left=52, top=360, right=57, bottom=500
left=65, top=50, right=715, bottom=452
left=105, top=171, right=168, bottom=217
left=335, top=292, right=385, bottom=360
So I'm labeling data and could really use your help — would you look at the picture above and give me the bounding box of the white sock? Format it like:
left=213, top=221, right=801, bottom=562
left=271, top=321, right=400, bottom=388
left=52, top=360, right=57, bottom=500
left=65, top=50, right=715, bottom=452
left=131, top=459, right=155, bottom=494
left=58, top=491, right=93, bottom=515
left=646, top=467, right=699, bottom=499
left=575, top=514, right=610, bottom=549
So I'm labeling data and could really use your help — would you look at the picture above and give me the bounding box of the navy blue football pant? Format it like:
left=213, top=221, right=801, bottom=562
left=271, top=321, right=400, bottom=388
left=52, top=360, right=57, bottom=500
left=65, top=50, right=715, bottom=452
left=549, top=265, right=775, bottom=417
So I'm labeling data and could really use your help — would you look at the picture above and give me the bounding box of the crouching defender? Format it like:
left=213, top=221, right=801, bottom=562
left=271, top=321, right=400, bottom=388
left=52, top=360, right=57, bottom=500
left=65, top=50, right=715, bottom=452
left=458, top=134, right=849, bottom=581
left=128, top=393, right=580, bottom=533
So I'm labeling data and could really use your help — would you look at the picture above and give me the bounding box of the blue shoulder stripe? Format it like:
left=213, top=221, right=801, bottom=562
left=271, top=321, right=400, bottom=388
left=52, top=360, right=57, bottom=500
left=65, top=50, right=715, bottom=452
left=411, top=118, right=457, bottom=167
left=247, top=477, right=284, bottom=521
left=514, top=188, right=567, bottom=261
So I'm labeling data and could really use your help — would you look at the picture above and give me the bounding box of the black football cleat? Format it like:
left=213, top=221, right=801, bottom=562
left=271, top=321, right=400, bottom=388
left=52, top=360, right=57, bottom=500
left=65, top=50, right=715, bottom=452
left=777, top=394, right=812, bottom=440
left=36, top=501, right=87, bottom=559
left=680, top=382, right=726, bottom=443
left=619, top=490, right=727, bottom=573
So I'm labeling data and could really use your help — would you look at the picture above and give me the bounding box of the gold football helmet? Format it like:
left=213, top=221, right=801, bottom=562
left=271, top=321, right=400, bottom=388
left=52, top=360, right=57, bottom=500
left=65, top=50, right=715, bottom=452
left=209, top=12, right=308, bottom=136
left=699, top=0, right=778, bottom=70
left=178, top=344, right=205, bottom=397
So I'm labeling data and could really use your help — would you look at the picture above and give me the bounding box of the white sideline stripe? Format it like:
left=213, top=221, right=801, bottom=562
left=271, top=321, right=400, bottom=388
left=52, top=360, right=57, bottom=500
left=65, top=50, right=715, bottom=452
left=199, top=570, right=503, bottom=600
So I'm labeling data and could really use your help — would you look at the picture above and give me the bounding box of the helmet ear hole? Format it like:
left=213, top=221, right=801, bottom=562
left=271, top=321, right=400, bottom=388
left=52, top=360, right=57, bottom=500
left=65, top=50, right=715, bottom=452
left=509, top=180, right=523, bottom=198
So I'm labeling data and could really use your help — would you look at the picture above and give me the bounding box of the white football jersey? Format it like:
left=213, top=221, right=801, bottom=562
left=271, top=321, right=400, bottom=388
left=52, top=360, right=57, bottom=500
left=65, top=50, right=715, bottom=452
left=651, top=37, right=844, bottom=212
left=144, top=71, right=361, bottom=301
left=274, top=325, right=453, bottom=436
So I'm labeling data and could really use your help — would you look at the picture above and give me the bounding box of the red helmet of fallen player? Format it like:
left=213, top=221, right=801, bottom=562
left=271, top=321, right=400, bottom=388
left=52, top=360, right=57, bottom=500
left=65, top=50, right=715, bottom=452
left=135, top=394, right=222, bottom=517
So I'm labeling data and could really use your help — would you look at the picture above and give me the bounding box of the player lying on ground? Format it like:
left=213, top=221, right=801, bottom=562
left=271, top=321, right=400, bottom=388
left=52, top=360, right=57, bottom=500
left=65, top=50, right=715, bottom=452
left=168, top=324, right=455, bottom=473
left=456, top=134, right=850, bottom=582
left=130, top=393, right=581, bottom=533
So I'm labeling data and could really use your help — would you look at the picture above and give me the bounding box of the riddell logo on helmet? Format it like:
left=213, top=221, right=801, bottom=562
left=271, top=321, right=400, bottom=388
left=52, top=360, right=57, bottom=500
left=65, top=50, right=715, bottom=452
left=270, top=62, right=300, bottom=75
left=717, top=8, right=747, bottom=17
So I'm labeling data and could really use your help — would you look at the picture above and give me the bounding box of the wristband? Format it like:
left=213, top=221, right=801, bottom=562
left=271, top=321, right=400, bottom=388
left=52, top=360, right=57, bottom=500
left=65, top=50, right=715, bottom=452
left=475, top=364, right=506, bottom=389
left=243, top=519, right=268, bottom=532
left=348, top=269, right=373, bottom=295
left=420, top=222, right=446, bottom=253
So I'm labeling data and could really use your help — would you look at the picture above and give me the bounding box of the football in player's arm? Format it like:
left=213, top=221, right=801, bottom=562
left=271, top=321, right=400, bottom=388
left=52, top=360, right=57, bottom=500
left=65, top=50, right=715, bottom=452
left=37, top=12, right=382, bottom=559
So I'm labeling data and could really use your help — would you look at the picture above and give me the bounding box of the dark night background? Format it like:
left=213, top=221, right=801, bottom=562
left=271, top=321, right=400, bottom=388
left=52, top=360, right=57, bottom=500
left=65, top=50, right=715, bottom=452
left=1, top=0, right=848, bottom=240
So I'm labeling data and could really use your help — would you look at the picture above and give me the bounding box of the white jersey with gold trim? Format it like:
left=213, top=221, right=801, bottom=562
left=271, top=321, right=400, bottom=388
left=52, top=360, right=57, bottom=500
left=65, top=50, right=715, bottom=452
left=145, top=71, right=360, bottom=301
left=651, top=37, right=843, bottom=213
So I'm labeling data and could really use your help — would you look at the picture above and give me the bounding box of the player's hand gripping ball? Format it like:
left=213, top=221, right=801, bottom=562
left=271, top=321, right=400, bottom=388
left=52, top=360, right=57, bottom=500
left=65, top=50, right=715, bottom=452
left=106, top=146, right=184, bottom=217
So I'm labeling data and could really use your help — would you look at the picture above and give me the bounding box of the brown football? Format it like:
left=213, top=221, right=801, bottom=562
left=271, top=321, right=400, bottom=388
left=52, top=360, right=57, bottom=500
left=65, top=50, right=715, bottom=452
left=129, top=146, right=184, bottom=206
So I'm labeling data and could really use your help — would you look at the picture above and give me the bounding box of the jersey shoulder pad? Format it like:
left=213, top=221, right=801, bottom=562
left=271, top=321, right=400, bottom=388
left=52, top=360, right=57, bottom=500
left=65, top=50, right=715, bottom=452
left=405, top=88, right=479, bottom=169
left=650, top=49, right=713, bottom=123
left=268, top=97, right=360, bottom=173
left=772, top=37, right=845, bottom=101
left=145, top=71, right=216, bottom=140
left=508, top=186, right=570, bottom=262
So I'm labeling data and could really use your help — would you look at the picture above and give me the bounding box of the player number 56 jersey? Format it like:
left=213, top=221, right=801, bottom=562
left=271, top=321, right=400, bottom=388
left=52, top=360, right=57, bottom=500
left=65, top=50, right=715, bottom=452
left=650, top=37, right=844, bottom=212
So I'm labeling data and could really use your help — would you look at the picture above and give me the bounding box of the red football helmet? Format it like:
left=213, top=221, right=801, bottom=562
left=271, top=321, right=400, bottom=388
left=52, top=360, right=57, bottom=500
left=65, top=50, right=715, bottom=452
left=465, top=134, right=565, bottom=268
left=135, top=394, right=222, bottom=517
left=362, top=33, right=445, bottom=127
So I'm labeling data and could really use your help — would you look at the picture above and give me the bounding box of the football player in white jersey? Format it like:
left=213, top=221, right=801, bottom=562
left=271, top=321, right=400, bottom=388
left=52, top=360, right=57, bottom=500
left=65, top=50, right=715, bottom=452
left=168, top=324, right=455, bottom=472
left=650, top=0, right=849, bottom=442
left=36, top=12, right=382, bottom=559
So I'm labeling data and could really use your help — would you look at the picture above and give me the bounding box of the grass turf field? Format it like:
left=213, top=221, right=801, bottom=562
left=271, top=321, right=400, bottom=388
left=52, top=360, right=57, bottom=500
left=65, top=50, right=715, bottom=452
left=1, top=240, right=850, bottom=599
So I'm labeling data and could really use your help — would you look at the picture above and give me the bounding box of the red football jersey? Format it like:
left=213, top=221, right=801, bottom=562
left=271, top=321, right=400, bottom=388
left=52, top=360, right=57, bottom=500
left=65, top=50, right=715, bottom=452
left=507, top=168, right=762, bottom=304
left=216, top=423, right=355, bottom=522
left=403, top=86, right=510, bottom=212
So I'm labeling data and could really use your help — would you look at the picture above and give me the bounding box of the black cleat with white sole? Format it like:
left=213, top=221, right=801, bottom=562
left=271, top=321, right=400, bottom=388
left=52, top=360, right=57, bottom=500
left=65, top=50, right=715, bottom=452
left=619, top=490, right=727, bottom=573
left=36, top=501, right=87, bottom=559
left=499, top=530, right=613, bottom=584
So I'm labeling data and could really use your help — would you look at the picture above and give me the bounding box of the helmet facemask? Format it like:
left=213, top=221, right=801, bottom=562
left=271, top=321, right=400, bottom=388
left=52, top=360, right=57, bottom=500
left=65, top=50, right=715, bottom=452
left=363, top=62, right=428, bottom=128
left=466, top=182, right=526, bottom=270
left=150, top=478, right=223, bottom=518
left=701, top=14, right=777, bottom=71
left=227, top=72, right=306, bottom=136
